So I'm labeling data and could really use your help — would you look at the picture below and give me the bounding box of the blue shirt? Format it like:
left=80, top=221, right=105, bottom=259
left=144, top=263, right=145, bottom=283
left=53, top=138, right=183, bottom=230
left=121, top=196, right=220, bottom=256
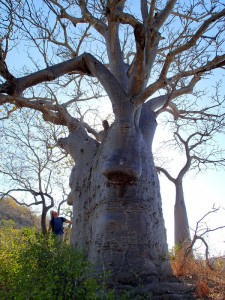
left=50, top=217, right=66, bottom=235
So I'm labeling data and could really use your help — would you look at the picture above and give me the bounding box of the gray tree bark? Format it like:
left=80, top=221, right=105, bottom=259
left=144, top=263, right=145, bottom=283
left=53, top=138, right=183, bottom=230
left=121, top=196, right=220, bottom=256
left=174, top=180, right=191, bottom=245
left=157, top=167, right=191, bottom=246
left=58, top=103, right=174, bottom=288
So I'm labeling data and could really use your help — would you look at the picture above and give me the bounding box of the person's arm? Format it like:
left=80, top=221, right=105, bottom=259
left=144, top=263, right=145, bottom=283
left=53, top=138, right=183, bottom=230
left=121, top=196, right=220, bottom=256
left=64, top=219, right=72, bottom=225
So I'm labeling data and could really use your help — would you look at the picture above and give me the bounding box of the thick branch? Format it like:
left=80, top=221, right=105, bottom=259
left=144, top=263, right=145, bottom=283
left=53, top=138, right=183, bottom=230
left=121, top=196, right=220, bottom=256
left=133, top=54, right=225, bottom=106
left=144, top=75, right=201, bottom=112
left=156, top=167, right=176, bottom=183
left=82, top=53, right=127, bottom=107
left=109, top=10, right=141, bottom=28
left=0, top=54, right=91, bottom=95
left=1, top=190, right=52, bottom=207
left=0, top=48, right=14, bottom=81
left=141, top=0, right=149, bottom=22
left=174, top=130, right=192, bottom=179
left=103, top=2, right=129, bottom=89
left=0, top=53, right=127, bottom=111
left=78, top=0, right=107, bottom=35
left=147, top=0, right=156, bottom=26
left=82, top=122, right=99, bottom=140
left=154, top=0, right=177, bottom=30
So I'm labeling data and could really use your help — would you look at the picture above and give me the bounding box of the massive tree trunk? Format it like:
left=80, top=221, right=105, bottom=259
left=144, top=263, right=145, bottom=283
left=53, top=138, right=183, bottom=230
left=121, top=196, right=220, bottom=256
left=75, top=133, right=170, bottom=284
left=59, top=105, right=180, bottom=294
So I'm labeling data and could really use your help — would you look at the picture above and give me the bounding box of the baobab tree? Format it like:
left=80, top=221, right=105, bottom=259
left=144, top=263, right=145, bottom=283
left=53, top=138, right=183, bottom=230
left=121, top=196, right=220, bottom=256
left=0, top=0, right=225, bottom=296
left=156, top=100, right=225, bottom=246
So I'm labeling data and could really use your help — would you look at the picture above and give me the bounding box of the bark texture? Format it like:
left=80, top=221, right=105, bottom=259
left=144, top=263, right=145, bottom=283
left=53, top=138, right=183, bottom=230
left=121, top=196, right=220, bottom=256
left=174, top=181, right=191, bottom=245
left=61, top=107, right=175, bottom=290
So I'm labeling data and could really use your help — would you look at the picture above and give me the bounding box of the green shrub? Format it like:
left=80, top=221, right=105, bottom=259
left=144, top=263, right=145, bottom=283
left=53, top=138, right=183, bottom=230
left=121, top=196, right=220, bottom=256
left=0, top=228, right=116, bottom=300
left=0, top=219, right=17, bottom=229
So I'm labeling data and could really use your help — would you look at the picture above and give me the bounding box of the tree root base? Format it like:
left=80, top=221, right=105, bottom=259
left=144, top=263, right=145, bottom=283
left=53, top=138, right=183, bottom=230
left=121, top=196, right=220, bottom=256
left=113, top=281, right=196, bottom=299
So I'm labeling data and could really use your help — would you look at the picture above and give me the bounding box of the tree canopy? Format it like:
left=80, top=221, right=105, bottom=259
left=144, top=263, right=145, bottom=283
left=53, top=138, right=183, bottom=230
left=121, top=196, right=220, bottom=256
left=0, top=1, right=225, bottom=121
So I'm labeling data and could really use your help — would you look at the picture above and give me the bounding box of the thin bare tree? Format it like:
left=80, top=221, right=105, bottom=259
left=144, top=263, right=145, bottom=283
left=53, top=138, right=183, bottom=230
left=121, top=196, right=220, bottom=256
left=0, top=109, right=70, bottom=233
left=156, top=92, right=225, bottom=246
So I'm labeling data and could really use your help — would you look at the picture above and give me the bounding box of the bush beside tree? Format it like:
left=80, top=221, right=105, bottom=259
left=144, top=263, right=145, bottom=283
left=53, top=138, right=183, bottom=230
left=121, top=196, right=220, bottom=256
left=0, top=226, right=118, bottom=300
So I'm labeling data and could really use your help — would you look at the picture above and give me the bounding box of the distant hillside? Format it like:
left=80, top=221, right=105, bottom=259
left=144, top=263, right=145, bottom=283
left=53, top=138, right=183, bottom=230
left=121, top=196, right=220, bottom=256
left=0, top=197, right=40, bottom=229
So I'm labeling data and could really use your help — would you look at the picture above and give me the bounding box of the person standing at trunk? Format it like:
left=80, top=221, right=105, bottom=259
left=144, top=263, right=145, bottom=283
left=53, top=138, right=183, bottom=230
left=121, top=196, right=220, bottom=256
left=48, top=210, right=72, bottom=243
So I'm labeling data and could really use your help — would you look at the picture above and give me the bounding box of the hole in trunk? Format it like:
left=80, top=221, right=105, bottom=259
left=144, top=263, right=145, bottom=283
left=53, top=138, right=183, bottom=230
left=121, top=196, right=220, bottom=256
left=104, top=171, right=137, bottom=184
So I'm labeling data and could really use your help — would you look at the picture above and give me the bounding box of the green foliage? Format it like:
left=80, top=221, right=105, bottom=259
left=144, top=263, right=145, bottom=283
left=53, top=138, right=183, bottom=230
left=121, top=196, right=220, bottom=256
left=0, top=227, right=121, bottom=300
left=169, top=244, right=184, bottom=261
left=0, top=219, right=16, bottom=229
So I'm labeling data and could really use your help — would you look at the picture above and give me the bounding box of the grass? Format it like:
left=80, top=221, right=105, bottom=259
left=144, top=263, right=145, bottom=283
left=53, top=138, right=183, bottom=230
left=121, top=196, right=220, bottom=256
left=170, top=247, right=225, bottom=299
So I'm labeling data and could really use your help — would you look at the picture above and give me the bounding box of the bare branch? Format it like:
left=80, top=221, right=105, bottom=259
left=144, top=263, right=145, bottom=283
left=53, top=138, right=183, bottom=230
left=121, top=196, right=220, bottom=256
left=156, top=166, right=176, bottom=183
left=78, top=0, right=107, bottom=35
left=159, top=8, right=225, bottom=81
left=154, top=0, right=177, bottom=30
